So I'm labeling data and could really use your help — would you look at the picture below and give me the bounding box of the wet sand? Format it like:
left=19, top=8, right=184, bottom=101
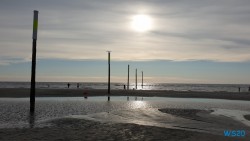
left=0, top=88, right=250, bottom=101
left=0, top=118, right=243, bottom=141
left=0, top=88, right=250, bottom=140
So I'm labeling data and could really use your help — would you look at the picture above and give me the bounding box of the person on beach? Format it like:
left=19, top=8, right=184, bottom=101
left=77, top=83, right=80, bottom=89
left=238, top=87, right=241, bottom=93
left=67, top=83, right=70, bottom=88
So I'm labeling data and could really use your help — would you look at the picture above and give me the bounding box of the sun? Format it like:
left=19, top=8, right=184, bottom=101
left=131, top=14, right=152, bottom=32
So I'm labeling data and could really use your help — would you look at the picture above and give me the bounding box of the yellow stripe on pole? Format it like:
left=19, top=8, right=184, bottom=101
left=33, top=20, right=38, bottom=31
left=32, top=10, right=39, bottom=39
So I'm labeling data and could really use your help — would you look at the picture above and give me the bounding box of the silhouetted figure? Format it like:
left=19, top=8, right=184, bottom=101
left=248, top=86, right=250, bottom=92
left=67, top=83, right=70, bottom=88
left=238, top=87, right=241, bottom=93
left=47, top=84, right=50, bottom=88
left=77, top=83, right=80, bottom=89
left=124, top=85, right=126, bottom=90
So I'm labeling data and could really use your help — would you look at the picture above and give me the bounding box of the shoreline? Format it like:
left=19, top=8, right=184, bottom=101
left=0, top=88, right=250, bottom=101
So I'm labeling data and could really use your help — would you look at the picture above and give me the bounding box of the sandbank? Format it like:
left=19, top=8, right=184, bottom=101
left=0, top=88, right=249, bottom=101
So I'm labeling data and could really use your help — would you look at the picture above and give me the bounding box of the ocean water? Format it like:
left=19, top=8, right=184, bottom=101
left=0, top=81, right=250, bottom=92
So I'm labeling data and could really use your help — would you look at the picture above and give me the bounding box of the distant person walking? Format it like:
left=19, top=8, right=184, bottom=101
left=77, top=83, right=80, bottom=89
left=238, top=87, right=241, bottom=93
left=67, top=83, right=70, bottom=88
left=124, top=85, right=126, bottom=90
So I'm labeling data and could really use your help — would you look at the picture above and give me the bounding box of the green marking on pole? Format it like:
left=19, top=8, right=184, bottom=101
left=33, top=20, right=38, bottom=31
left=32, top=10, right=39, bottom=40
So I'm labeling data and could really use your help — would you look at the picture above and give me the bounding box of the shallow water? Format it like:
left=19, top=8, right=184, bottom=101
left=0, top=96, right=250, bottom=134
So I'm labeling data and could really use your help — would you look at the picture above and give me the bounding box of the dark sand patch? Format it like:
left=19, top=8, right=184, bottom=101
left=159, top=108, right=250, bottom=130
left=158, top=108, right=213, bottom=122
left=1, top=88, right=250, bottom=101
left=244, top=115, right=250, bottom=121
left=0, top=118, right=242, bottom=141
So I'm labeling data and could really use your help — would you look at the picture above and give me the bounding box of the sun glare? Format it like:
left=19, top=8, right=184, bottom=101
left=131, top=14, right=152, bottom=32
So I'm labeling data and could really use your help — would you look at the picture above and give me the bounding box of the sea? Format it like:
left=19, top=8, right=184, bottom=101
left=0, top=81, right=249, bottom=92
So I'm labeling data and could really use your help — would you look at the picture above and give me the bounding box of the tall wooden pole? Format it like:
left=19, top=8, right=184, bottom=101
left=135, top=69, right=137, bottom=89
left=127, top=64, right=129, bottom=90
left=107, top=51, right=111, bottom=101
left=142, top=71, right=143, bottom=89
left=30, top=10, right=38, bottom=113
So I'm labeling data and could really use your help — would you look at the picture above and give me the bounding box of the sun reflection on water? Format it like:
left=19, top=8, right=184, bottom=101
left=129, top=100, right=148, bottom=109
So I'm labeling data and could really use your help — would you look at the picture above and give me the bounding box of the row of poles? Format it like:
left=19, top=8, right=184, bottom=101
left=107, top=52, right=144, bottom=101
left=128, top=66, right=144, bottom=90
left=30, top=11, right=144, bottom=112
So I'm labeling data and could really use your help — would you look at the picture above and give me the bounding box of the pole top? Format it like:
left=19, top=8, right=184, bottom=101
left=106, top=51, right=111, bottom=53
left=34, top=10, right=39, bottom=13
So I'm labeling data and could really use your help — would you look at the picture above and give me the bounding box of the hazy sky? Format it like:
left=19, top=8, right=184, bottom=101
left=1, top=0, right=250, bottom=83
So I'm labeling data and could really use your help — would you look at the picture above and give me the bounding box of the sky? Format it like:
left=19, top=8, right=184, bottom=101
left=1, top=0, right=250, bottom=84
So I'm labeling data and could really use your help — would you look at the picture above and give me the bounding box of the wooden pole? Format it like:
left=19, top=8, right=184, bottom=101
left=107, top=51, right=111, bottom=101
left=136, top=69, right=137, bottom=89
left=30, top=10, right=38, bottom=113
left=142, top=71, right=143, bottom=89
left=127, top=64, right=129, bottom=90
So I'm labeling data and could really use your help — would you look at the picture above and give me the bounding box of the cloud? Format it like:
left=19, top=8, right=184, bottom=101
left=0, top=57, right=30, bottom=66
left=1, top=0, right=250, bottom=64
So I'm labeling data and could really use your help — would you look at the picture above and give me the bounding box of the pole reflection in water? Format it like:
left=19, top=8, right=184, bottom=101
left=28, top=112, right=35, bottom=128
